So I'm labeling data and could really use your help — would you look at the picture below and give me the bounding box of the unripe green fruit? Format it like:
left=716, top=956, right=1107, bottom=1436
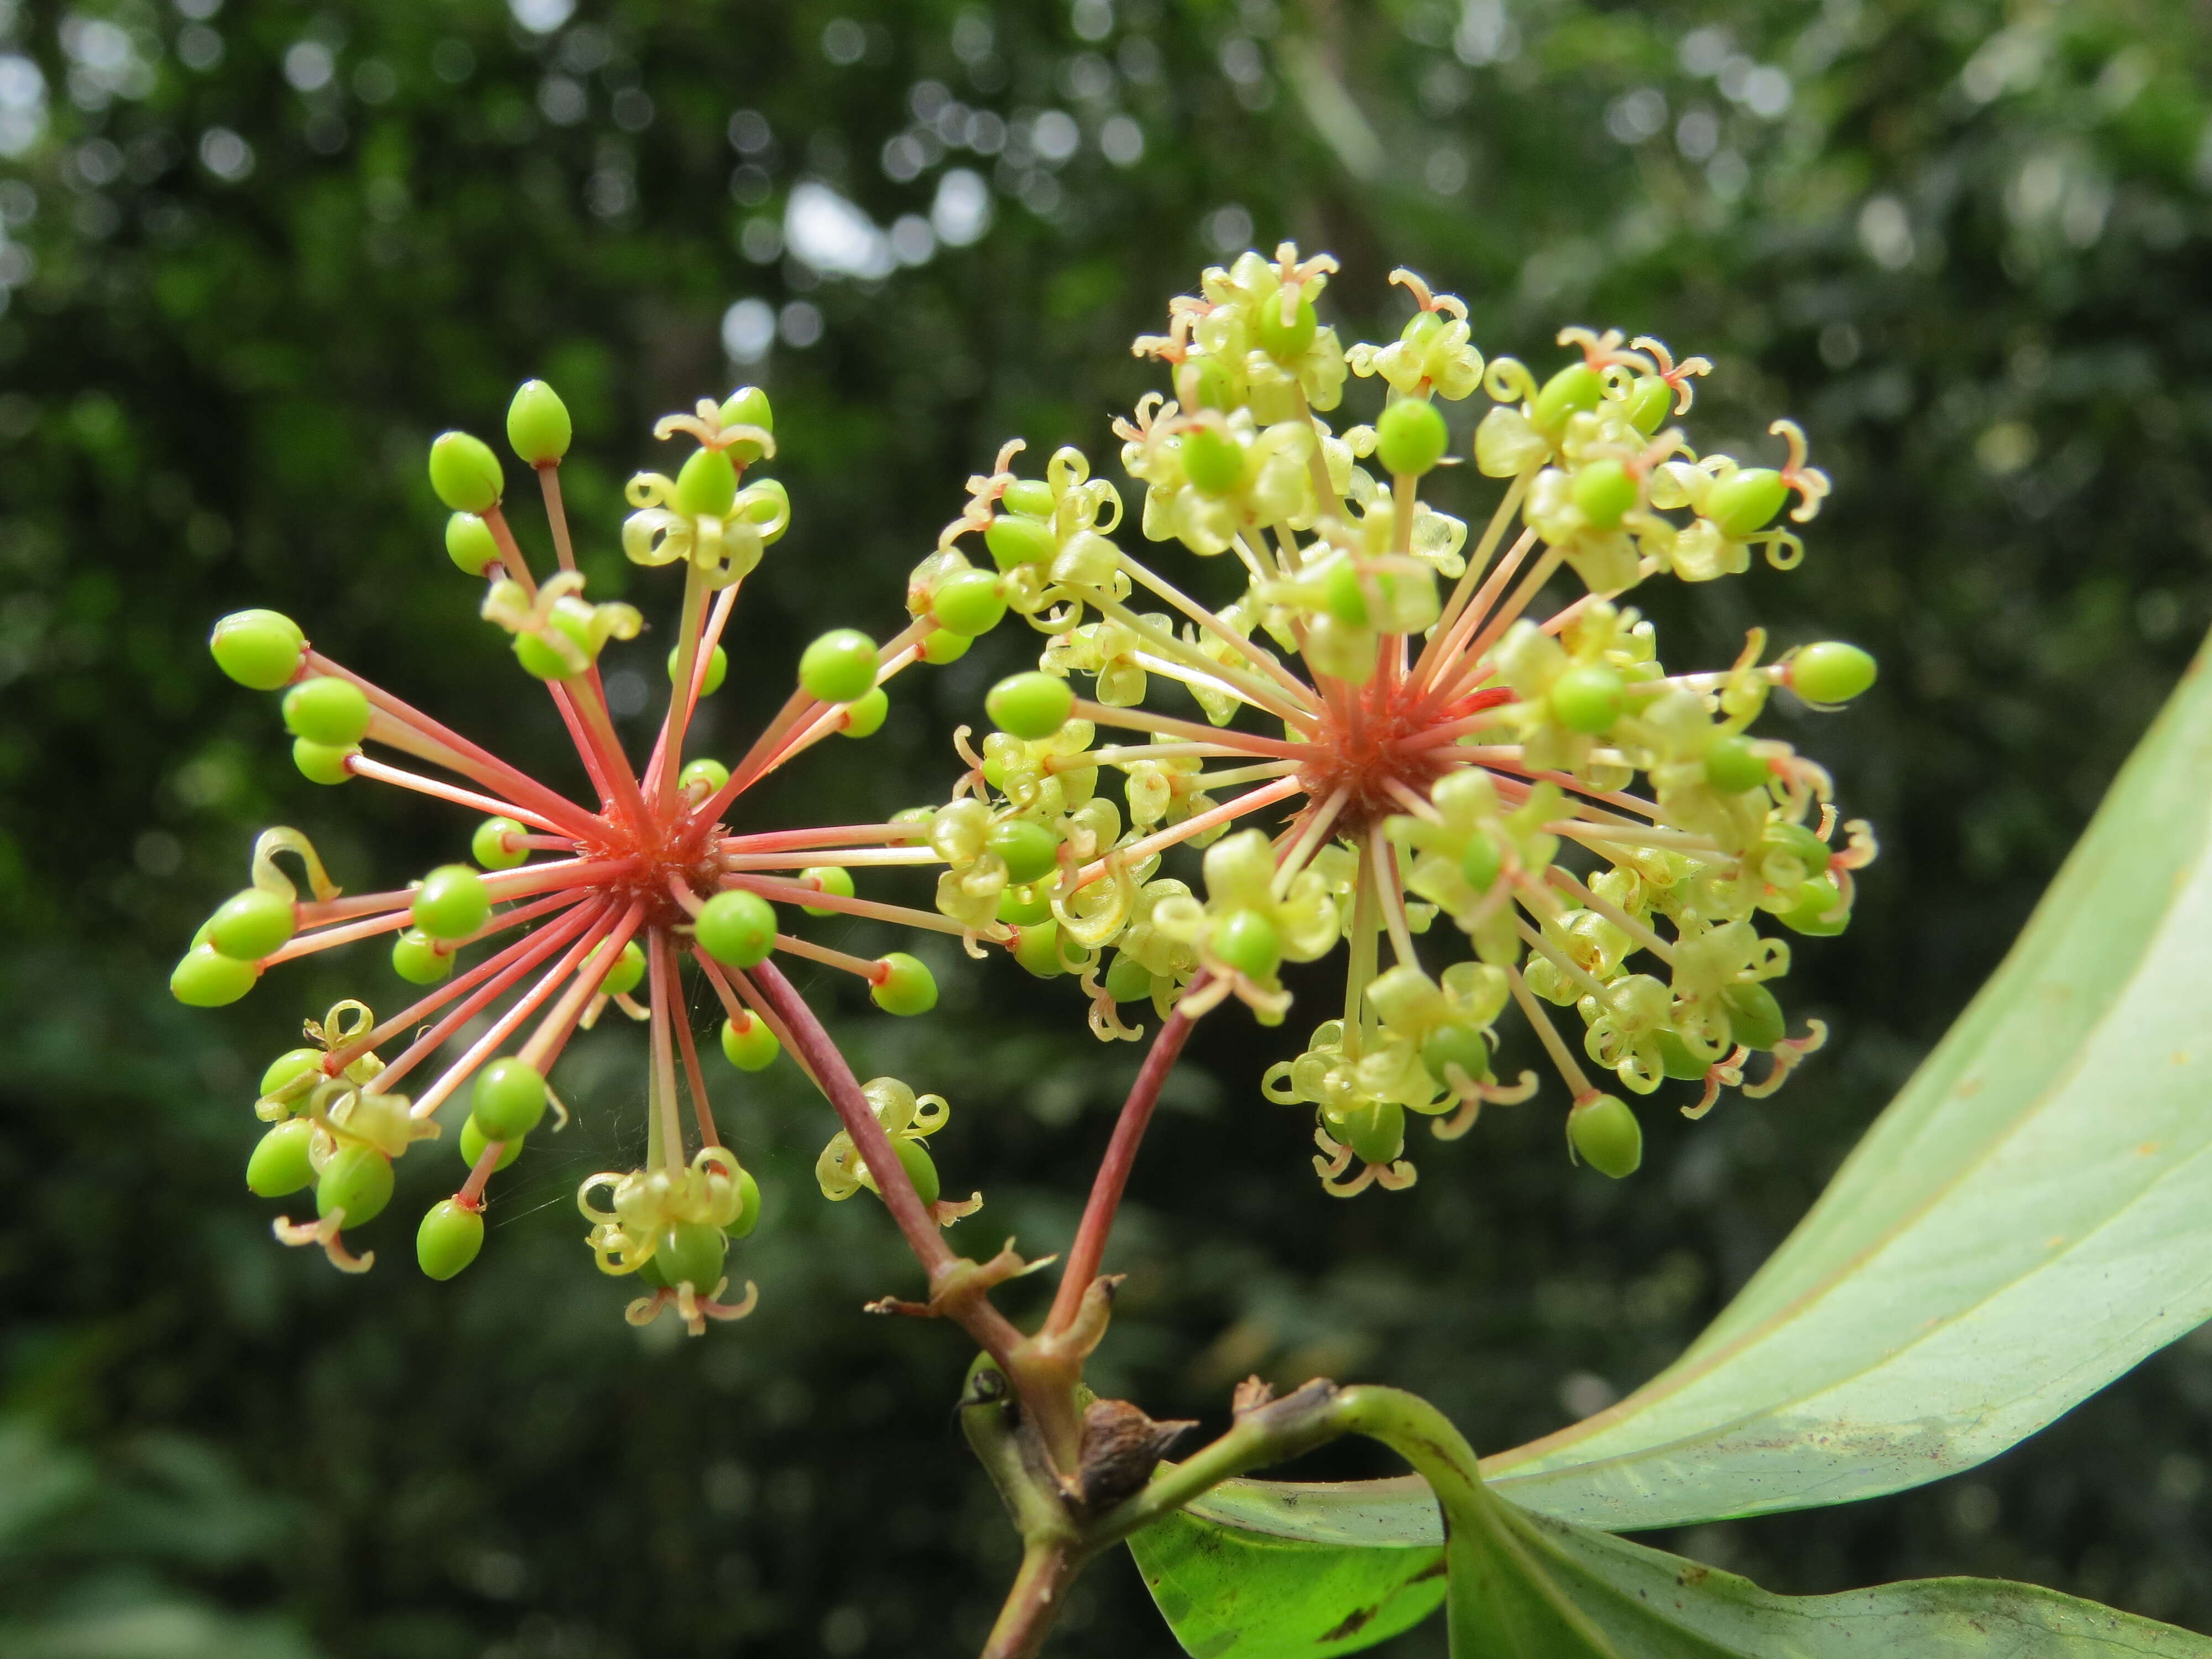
left=1761, top=823, right=1832, bottom=879
left=920, top=629, right=972, bottom=664
left=207, top=888, right=295, bottom=961
left=870, top=953, right=937, bottom=1015
left=1420, top=1024, right=1490, bottom=1087
left=669, top=642, right=728, bottom=695
left=1340, top=1100, right=1406, bottom=1168
left=1551, top=664, right=1626, bottom=733
left=679, top=758, right=731, bottom=795
left=417, top=1199, right=486, bottom=1280
left=260, top=1047, right=324, bottom=1099
left=798, top=629, right=879, bottom=703
left=720, top=1014, right=780, bottom=1071
left=1000, top=479, right=1056, bottom=518
left=696, top=890, right=777, bottom=968
left=1703, top=735, right=1771, bottom=795
left=1706, top=468, right=1789, bottom=538
left=1180, top=424, right=1245, bottom=496
left=1209, top=908, right=1281, bottom=980
left=1531, top=362, right=1604, bottom=433
left=1720, top=981, right=1787, bottom=1051
left=997, top=883, right=1052, bottom=926
left=1255, top=292, right=1318, bottom=361
left=1624, top=374, right=1673, bottom=435
left=1318, top=559, right=1369, bottom=628
left=932, top=568, right=1008, bottom=635
left=719, top=385, right=774, bottom=463
left=446, top=512, right=501, bottom=576
left=799, top=865, right=854, bottom=917
left=293, top=738, right=356, bottom=785
left=472, top=816, right=529, bottom=870
left=1176, top=354, right=1236, bottom=411
left=458, top=1117, right=524, bottom=1171
left=392, top=928, right=454, bottom=985
left=727, top=1167, right=763, bottom=1239
left=1011, top=919, right=1083, bottom=979
left=1654, top=1030, right=1713, bottom=1081
left=171, top=945, right=258, bottom=1006
left=1779, top=875, right=1850, bottom=937
left=514, top=598, right=593, bottom=681
left=586, top=938, right=646, bottom=997
left=1103, top=952, right=1154, bottom=1003
left=210, top=609, right=305, bottom=691
left=1460, top=832, right=1502, bottom=891
left=839, top=686, right=889, bottom=738
left=656, top=1220, right=728, bottom=1291
left=283, top=676, right=373, bottom=747
left=1571, top=458, right=1638, bottom=529
left=317, top=1142, right=395, bottom=1226
left=413, top=865, right=491, bottom=941
left=892, top=1139, right=941, bottom=1210
left=1567, top=1094, right=1642, bottom=1178
left=1791, top=641, right=1877, bottom=706
left=428, top=430, right=504, bottom=514
left=985, top=672, right=1074, bottom=740
left=247, top=1119, right=317, bottom=1197
left=987, top=819, right=1060, bottom=885
left=471, top=1057, right=547, bottom=1141
left=676, top=446, right=740, bottom=518
left=505, top=379, right=573, bottom=465
left=1375, top=398, right=1449, bottom=477
left=984, top=513, right=1057, bottom=570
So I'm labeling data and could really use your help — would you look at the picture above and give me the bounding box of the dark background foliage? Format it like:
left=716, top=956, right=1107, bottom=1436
left=3, top=0, right=2210, bottom=1654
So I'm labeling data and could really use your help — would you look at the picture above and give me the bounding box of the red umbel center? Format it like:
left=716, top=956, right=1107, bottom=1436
left=1298, top=684, right=1516, bottom=838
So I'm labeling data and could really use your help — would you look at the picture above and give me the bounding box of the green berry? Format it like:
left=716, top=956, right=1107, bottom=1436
left=676, top=446, right=740, bottom=518
left=1255, top=291, right=1318, bottom=361
left=472, top=816, right=529, bottom=870
left=1791, top=642, right=1877, bottom=706
left=839, top=686, right=889, bottom=739
left=1720, top=982, right=1787, bottom=1051
left=1531, top=362, right=1604, bottom=433
left=920, top=629, right=972, bottom=664
left=669, top=642, right=729, bottom=696
left=1550, top=664, right=1626, bottom=734
left=207, top=888, right=295, bottom=961
left=984, top=513, right=1057, bottom=570
left=1209, top=909, right=1281, bottom=980
left=696, top=890, right=778, bottom=968
left=1707, top=468, right=1789, bottom=538
left=459, top=1117, right=524, bottom=1171
left=997, top=883, right=1053, bottom=926
left=413, top=865, right=491, bottom=941
left=283, top=676, right=372, bottom=748
left=171, top=945, right=258, bottom=1006
left=586, top=938, right=646, bottom=997
left=446, top=512, right=501, bottom=576
left=720, top=1014, right=780, bottom=1071
left=1567, top=1094, right=1642, bottom=1178
left=209, top=609, right=305, bottom=691
left=727, top=1166, right=763, bottom=1239
left=247, top=1119, right=317, bottom=1198
left=1420, top=1024, right=1490, bottom=1087
left=1624, top=374, right=1673, bottom=435
left=985, top=672, right=1074, bottom=740
left=1655, top=1030, right=1713, bottom=1081
left=1340, top=1100, right=1406, bottom=1168
left=428, top=430, right=505, bottom=514
left=1000, top=479, right=1056, bottom=518
left=293, top=738, right=356, bottom=785
left=505, top=380, right=572, bottom=465
left=316, top=1142, right=394, bottom=1226
left=1180, top=424, right=1245, bottom=496
left=1779, top=875, right=1850, bottom=937
left=679, top=758, right=731, bottom=795
left=1376, top=398, right=1449, bottom=477
left=1571, top=458, right=1638, bottom=529
left=656, top=1220, right=728, bottom=1291
left=1703, top=735, right=1771, bottom=795
left=799, top=866, right=854, bottom=917
left=870, top=953, right=937, bottom=1016
left=1103, top=952, right=1154, bottom=1003
left=514, top=596, right=595, bottom=681
left=1761, top=823, right=1832, bottom=880
left=798, top=629, right=879, bottom=704
left=1176, top=354, right=1237, bottom=411
left=1460, top=832, right=1501, bottom=891
left=417, top=1199, right=486, bottom=1280
left=987, top=819, right=1060, bottom=885
left=1318, top=559, right=1369, bottom=628
left=1011, top=919, right=1083, bottom=979
left=392, top=928, right=454, bottom=985
left=931, top=568, right=1008, bottom=636
left=260, top=1047, right=324, bottom=1099
left=892, top=1139, right=941, bottom=1209
left=471, top=1057, right=547, bottom=1141
left=718, top=385, right=774, bottom=464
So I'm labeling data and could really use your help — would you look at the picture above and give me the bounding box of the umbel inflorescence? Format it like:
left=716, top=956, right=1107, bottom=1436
left=905, top=247, right=1875, bottom=1195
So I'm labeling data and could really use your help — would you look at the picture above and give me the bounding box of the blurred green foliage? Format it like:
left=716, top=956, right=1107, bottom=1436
left=1, top=0, right=2209, bottom=1654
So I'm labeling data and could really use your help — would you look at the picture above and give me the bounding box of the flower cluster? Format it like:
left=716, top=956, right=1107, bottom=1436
left=905, top=248, right=1875, bottom=1195
left=179, top=382, right=982, bottom=1327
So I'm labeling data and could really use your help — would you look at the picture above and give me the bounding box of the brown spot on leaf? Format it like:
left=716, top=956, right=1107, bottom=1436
left=1321, top=1606, right=1375, bottom=1641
